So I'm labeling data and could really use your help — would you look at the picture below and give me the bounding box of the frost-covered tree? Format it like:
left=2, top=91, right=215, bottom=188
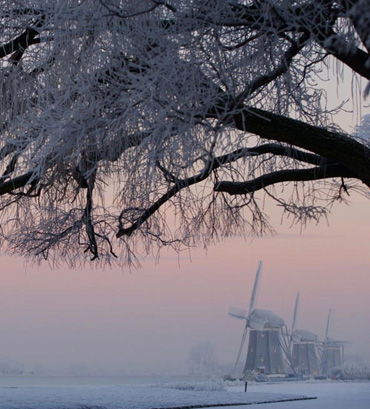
left=187, top=342, right=220, bottom=376
left=0, top=0, right=369, bottom=265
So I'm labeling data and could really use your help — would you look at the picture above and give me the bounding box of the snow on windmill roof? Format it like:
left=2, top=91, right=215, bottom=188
left=249, top=308, right=285, bottom=329
left=292, top=329, right=318, bottom=342
left=325, top=337, right=350, bottom=346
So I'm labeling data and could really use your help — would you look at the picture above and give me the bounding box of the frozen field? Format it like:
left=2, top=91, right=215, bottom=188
left=227, top=381, right=370, bottom=409
left=0, top=376, right=368, bottom=409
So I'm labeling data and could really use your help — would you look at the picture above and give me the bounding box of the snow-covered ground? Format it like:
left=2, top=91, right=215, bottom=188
left=226, top=381, right=370, bottom=409
left=0, top=376, right=368, bottom=409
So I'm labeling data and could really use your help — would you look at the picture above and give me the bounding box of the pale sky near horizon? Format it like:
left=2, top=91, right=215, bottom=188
left=0, top=66, right=369, bottom=376
left=0, top=189, right=369, bottom=375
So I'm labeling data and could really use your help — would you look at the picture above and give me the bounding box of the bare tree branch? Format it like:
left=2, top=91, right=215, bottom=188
left=226, top=107, right=370, bottom=188
left=0, top=0, right=368, bottom=265
left=214, top=163, right=354, bottom=195
left=0, top=172, right=35, bottom=195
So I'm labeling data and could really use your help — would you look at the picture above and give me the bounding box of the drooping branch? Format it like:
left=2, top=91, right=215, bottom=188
left=116, top=162, right=213, bottom=238
left=32, top=219, right=83, bottom=260
left=116, top=142, right=340, bottom=238
left=214, top=143, right=331, bottom=167
left=236, top=31, right=311, bottom=102
left=83, top=181, right=99, bottom=260
left=224, top=1, right=370, bottom=80
left=315, top=27, right=370, bottom=80
left=214, top=163, right=355, bottom=195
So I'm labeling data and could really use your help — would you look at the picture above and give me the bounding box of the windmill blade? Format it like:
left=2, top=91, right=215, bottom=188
left=231, top=261, right=262, bottom=374
left=228, top=306, right=248, bottom=320
left=325, top=309, right=331, bottom=340
left=279, top=325, right=295, bottom=372
left=248, top=260, right=262, bottom=316
left=292, top=292, right=300, bottom=334
left=232, top=324, right=249, bottom=373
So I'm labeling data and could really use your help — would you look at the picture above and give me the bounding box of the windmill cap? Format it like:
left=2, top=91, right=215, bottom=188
left=325, top=337, right=351, bottom=346
left=292, top=329, right=319, bottom=342
left=249, top=308, right=285, bottom=329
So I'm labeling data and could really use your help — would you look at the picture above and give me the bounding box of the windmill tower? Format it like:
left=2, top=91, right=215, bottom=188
left=321, top=310, right=348, bottom=376
left=228, top=261, right=288, bottom=376
left=290, top=293, right=321, bottom=377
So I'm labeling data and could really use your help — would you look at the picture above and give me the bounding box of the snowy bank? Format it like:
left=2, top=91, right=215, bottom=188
left=0, top=382, right=312, bottom=409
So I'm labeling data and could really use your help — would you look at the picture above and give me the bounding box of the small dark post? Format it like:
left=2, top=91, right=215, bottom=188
left=244, top=381, right=248, bottom=392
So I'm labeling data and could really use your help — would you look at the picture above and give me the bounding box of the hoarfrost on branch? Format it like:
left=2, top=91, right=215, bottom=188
left=0, top=0, right=369, bottom=266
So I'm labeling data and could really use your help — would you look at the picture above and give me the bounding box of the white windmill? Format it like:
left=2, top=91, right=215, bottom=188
left=228, top=261, right=288, bottom=376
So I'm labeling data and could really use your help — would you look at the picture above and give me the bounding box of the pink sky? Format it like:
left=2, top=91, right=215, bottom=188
left=0, top=189, right=368, bottom=375
left=0, top=69, right=369, bottom=374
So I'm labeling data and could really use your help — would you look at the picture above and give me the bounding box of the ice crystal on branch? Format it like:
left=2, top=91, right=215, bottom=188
left=0, top=0, right=369, bottom=265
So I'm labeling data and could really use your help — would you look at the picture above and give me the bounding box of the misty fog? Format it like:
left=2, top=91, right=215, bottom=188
left=0, top=194, right=369, bottom=377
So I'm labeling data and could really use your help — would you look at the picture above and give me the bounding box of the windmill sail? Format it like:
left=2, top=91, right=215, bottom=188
left=248, top=260, right=262, bottom=316
left=325, top=309, right=331, bottom=341
left=228, top=307, right=248, bottom=320
left=291, top=292, right=300, bottom=335
left=229, top=261, right=262, bottom=373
